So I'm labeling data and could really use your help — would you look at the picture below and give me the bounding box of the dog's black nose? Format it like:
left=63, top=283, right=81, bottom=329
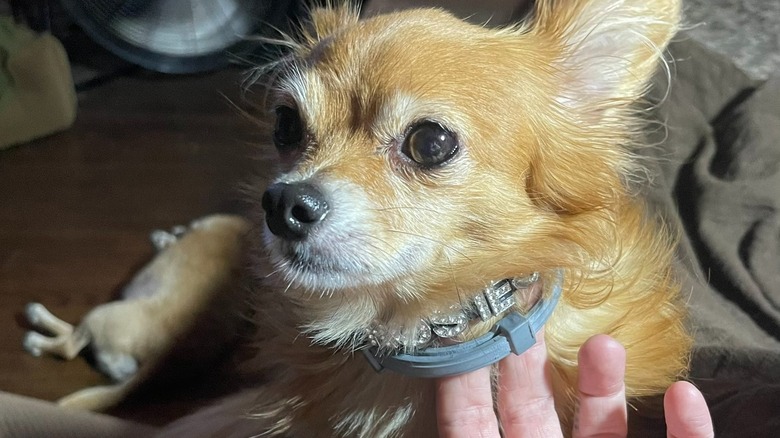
left=261, top=182, right=329, bottom=240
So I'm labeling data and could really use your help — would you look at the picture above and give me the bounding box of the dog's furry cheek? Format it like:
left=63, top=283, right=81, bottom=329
left=525, top=151, right=624, bottom=215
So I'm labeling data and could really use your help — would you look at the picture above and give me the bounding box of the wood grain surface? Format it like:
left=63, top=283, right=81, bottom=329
left=0, top=68, right=272, bottom=425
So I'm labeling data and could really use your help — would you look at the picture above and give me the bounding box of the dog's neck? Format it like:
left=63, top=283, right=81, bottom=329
left=359, top=271, right=563, bottom=378
left=365, top=272, right=543, bottom=352
left=281, top=269, right=563, bottom=378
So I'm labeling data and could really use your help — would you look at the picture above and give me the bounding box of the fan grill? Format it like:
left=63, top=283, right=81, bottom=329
left=61, top=0, right=283, bottom=73
left=79, top=0, right=261, bottom=56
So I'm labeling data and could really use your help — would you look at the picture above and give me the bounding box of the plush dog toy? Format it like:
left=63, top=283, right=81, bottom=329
left=23, top=214, right=251, bottom=411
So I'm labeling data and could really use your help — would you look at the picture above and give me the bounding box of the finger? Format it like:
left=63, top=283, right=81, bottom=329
left=436, top=365, right=500, bottom=438
left=664, top=381, right=713, bottom=438
left=497, top=329, right=563, bottom=438
left=573, top=334, right=627, bottom=438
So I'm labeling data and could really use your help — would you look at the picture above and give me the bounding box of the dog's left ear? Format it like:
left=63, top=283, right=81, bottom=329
left=524, top=0, right=680, bottom=214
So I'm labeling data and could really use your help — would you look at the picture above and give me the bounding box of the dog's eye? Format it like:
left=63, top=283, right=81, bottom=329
left=273, top=106, right=303, bottom=151
left=403, top=122, right=458, bottom=167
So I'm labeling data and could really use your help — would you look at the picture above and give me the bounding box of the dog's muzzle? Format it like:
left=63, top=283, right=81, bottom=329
left=262, top=182, right=329, bottom=240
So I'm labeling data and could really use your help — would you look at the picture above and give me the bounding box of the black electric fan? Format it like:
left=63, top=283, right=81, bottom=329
left=60, top=0, right=298, bottom=74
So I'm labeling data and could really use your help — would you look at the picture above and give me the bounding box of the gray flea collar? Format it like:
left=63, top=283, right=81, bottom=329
left=362, top=270, right=564, bottom=378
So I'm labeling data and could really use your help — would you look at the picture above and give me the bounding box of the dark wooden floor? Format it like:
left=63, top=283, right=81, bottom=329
left=0, top=68, right=272, bottom=425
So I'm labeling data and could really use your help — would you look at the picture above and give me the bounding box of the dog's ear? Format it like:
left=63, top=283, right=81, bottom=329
left=532, top=0, right=680, bottom=114
left=524, top=0, right=680, bottom=214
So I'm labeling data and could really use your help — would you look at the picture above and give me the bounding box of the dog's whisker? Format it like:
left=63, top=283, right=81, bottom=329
left=264, top=265, right=286, bottom=279
left=368, top=205, right=474, bottom=222
left=282, top=264, right=300, bottom=295
left=385, top=229, right=472, bottom=262
left=349, top=234, right=402, bottom=264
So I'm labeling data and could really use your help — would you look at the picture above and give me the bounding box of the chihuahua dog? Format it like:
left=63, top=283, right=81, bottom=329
left=160, top=0, right=689, bottom=436
left=23, top=214, right=251, bottom=411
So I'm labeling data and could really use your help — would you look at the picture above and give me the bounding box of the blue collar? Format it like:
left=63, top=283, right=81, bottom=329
left=362, top=270, right=563, bottom=378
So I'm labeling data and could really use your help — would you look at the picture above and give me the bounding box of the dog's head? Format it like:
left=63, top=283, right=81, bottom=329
left=258, top=0, right=679, bottom=328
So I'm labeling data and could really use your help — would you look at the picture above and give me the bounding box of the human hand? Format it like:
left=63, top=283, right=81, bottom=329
left=436, top=332, right=713, bottom=437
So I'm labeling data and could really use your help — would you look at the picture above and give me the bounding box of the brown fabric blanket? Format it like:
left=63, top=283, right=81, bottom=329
left=638, top=36, right=780, bottom=436
left=0, top=392, right=154, bottom=437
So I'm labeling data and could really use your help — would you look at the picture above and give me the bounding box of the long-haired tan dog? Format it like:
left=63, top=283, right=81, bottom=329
left=23, top=214, right=251, bottom=411
left=159, top=0, right=689, bottom=436
left=24, top=0, right=688, bottom=435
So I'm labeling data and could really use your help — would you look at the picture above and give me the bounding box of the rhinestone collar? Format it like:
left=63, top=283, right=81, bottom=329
left=362, top=270, right=563, bottom=378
